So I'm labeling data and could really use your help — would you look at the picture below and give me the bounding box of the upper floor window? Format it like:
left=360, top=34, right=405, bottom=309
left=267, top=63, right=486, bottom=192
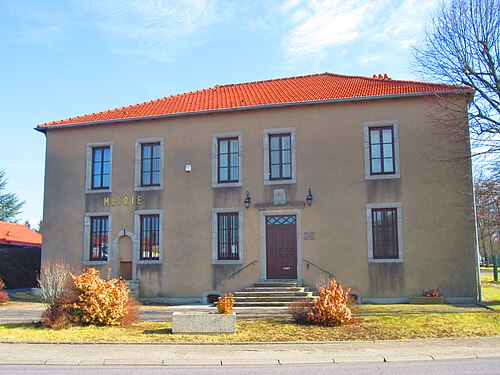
left=92, top=147, right=111, bottom=189
left=141, top=143, right=161, bottom=186
left=212, top=132, right=243, bottom=188
left=218, top=138, right=239, bottom=183
left=366, top=203, right=404, bottom=263
left=269, top=133, right=292, bottom=180
left=369, top=127, right=394, bottom=175
left=364, top=121, right=400, bottom=180
left=263, top=128, right=296, bottom=185
left=135, top=138, right=163, bottom=191
left=140, top=214, right=160, bottom=261
left=85, top=142, right=113, bottom=193
left=90, top=216, right=109, bottom=261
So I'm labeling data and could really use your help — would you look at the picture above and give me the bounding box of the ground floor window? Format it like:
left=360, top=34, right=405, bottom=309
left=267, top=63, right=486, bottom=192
left=217, top=212, right=240, bottom=260
left=212, top=208, right=243, bottom=264
left=90, top=216, right=109, bottom=261
left=371, top=208, right=398, bottom=259
left=366, top=203, right=403, bottom=262
left=140, top=214, right=160, bottom=260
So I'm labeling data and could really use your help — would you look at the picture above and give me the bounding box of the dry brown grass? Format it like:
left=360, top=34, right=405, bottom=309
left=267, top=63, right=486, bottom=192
left=0, top=310, right=498, bottom=343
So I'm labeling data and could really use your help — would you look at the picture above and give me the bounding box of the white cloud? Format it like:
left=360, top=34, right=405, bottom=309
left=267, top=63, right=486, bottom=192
left=4, top=2, right=68, bottom=43
left=281, top=0, right=377, bottom=65
left=382, top=0, right=439, bottom=49
left=359, top=54, right=384, bottom=64
left=278, top=0, right=440, bottom=70
left=85, top=0, right=220, bottom=61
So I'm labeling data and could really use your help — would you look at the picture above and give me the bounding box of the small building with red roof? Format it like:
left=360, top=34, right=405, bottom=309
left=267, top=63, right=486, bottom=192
left=0, top=222, right=42, bottom=289
left=36, top=72, right=477, bottom=303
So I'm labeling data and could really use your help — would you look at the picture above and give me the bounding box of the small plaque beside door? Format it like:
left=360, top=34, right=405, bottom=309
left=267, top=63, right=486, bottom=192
left=304, top=231, right=315, bottom=240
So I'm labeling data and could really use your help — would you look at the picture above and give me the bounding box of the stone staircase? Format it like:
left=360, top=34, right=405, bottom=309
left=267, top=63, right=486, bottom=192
left=232, top=281, right=316, bottom=307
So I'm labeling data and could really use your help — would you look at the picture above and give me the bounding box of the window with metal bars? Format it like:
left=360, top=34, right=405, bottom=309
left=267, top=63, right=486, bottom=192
left=218, top=137, right=239, bottom=183
left=90, top=216, right=109, bottom=261
left=217, top=212, right=239, bottom=260
left=140, top=214, right=160, bottom=260
left=369, top=127, right=395, bottom=175
left=269, top=133, right=292, bottom=180
left=141, top=143, right=161, bottom=186
left=371, top=208, right=399, bottom=259
left=91, top=146, right=111, bottom=189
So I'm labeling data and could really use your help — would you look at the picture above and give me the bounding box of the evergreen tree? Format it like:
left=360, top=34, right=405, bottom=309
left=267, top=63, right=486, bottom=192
left=0, top=169, right=25, bottom=222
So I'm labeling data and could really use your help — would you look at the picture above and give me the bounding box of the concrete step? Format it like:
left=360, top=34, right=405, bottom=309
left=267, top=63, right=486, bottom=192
left=254, top=282, right=299, bottom=288
left=233, top=296, right=313, bottom=303
left=229, top=281, right=317, bottom=308
left=234, top=291, right=313, bottom=298
left=245, top=287, right=308, bottom=292
left=233, top=300, right=315, bottom=307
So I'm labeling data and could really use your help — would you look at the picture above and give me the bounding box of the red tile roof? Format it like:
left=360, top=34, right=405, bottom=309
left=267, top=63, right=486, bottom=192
left=0, top=222, right=42, bottom=247
left=37, top=72, right=471, bottom=130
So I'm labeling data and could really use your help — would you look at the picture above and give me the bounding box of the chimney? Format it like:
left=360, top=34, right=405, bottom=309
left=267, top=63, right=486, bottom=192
left=372, top=73, right=391, bottom=80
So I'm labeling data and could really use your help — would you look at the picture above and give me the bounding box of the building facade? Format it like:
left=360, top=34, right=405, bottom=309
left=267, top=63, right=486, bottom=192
left=0, top=221, right=42, bottom=289
left=37, top=73, right=477, bottom=303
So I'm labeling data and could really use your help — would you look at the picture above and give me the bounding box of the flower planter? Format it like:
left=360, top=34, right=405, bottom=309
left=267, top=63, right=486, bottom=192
left=409, top=296, right=444, bottom=304
left=171, top=312, right=236, bottom=334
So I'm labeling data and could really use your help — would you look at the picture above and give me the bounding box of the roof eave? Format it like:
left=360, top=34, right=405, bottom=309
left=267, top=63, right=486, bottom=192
left=0, top=240, right=42, bottom=247
left=37, top=89, right=473, bottom=131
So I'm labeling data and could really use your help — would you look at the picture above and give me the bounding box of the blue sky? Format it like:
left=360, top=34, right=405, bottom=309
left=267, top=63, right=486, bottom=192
left=0, top=0, right=439, bottom=226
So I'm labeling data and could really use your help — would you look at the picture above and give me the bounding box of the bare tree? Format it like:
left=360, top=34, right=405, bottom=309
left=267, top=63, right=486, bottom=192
left=475, top=178, right=500, bottom=263
left=413, top=0, right=500, bottom=175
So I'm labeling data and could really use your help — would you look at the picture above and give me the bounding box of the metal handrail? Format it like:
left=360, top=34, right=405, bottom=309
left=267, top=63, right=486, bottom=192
left=302, top=259, right=335, bottom=279
left=226, top=260, right=259, bottom=280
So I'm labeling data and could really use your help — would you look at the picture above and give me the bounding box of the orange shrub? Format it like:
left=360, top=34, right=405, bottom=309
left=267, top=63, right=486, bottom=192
left=290, top=279, right=352, bottom=327
left=307, top=278, right=352, bottom=326
left=216, top=293, right=234, bottom=314
left=423, top=288, right=440, bottom=297
left=41, top=292, right=78, bottom=329
left=287, top=299, right=313, bottom=324
left=0, top=279, right=8, bottom=304
left=71, top=268, right=138, bottom=326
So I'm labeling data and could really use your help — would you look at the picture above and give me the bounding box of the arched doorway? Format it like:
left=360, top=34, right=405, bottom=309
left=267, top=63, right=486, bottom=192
left=118, top=235, right=133, bottom=280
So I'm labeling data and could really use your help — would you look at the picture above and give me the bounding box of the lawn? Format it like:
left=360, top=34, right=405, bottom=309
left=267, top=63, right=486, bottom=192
left=0, top=271, right=498, bottom=343
left=0, top=310, right=499, bottom=343
left=480, top=267, right=500, bottom=310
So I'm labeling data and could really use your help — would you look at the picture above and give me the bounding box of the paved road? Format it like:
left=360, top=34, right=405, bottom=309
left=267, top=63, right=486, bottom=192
left=0, top=337, right=499, bottom=366
left=1, top=358, right=500, bottom=375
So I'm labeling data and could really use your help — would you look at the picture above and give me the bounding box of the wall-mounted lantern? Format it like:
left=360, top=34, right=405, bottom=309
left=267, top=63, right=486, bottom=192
left=306, top=188, right=313, bottom=206
left=244, top=191, right=251, bottom=209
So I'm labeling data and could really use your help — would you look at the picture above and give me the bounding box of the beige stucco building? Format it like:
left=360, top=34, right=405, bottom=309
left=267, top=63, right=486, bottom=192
left=37, top=73, right=477, bottom=303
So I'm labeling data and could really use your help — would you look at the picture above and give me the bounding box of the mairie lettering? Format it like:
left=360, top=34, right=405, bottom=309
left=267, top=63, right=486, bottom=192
left=104, top=195, right=142, bottom=206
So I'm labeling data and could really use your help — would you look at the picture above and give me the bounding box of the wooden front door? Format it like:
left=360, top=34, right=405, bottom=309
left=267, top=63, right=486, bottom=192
left=266, top=215, right=297, bottom=279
